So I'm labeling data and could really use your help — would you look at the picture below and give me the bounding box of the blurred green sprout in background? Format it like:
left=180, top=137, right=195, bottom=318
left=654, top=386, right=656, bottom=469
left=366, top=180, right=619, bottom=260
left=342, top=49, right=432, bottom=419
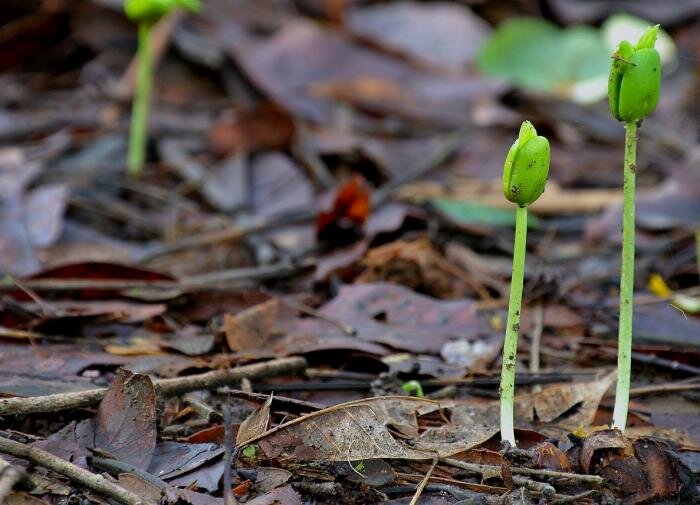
left=477, top=13, right=675, bottom=104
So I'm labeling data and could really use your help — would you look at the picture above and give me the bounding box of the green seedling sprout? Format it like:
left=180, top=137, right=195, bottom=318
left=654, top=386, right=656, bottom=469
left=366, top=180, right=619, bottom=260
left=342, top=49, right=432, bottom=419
left=400, top=380, right=424, bottom=398
left=241, top=444, right=256, bottom=458
left=123, top=0, right=200, bottom=176
left=608, top=25, right=661, bottom=431
left=500, top=120, right=550, bottom=447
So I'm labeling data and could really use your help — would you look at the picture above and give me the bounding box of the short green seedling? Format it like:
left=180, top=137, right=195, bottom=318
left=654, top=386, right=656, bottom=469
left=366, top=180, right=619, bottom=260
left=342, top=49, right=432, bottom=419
left=241, top=444, right=257, bottom=459
left=123, top=0, right=200, bottom=176
left=608, top=25, right=661, bottom=431
left=500, top=120, right=550, bottom=447
left=400, top=380, right=424, bottom=398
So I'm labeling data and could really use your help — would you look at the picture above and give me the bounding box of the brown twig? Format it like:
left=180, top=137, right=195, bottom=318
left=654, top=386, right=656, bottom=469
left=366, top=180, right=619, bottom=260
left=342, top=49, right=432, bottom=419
left=440, top=457, right=604, bottom=485
left=513, top=474, right=555, bottom=496
left=409, top=457, right=437, bottom=505
left=630, top=381, right=700, bottom=396
left=596, top=347, right=700, bottom=375
left=0, top=326, right=74, bottom=342
left=253, top=372, right=594, bottom=393
left=0, top=357, right=307, bottom=416
left=551, top=489, right=598, bottom=504
left=135, top=211, right=315, bottom=263
left=0, top=437, right=147, bottom=505
left=395, top=471, right=505, bottom=495
left=184, top=395, right=224, bottom=424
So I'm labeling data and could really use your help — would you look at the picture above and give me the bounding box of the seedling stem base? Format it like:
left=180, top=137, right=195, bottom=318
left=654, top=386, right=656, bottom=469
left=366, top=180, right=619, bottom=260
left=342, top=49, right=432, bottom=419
left=612, top=120, right=637, bottom=430
left=500, top=204, right=528, bottom=446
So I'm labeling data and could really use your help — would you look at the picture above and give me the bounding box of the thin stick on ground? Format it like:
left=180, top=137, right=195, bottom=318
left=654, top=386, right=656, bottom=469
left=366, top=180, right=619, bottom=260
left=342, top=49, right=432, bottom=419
left=551, top=490, right=598, bottom=504
left=0, top=437, right=147, bottom=505
left=0, top=357, right=307, bottom=416
left=184, top=395, right=224, bottom=424
left=440, top=457, right=604, bottom=485
left=409, top=457, right=437, bottom=505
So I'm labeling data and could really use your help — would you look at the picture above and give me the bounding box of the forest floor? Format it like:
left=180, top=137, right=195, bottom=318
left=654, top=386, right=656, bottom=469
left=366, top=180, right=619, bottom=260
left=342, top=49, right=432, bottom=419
left=0, top=1, right=699, bottom=504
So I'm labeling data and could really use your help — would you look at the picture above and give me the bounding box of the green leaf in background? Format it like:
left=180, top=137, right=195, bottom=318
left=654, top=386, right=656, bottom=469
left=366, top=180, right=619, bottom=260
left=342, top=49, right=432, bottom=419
left=476, top=15, right=675, bottom=104
left=476, top=18, right=608, bottom=102
left=430, top=198, right=541, bottom=228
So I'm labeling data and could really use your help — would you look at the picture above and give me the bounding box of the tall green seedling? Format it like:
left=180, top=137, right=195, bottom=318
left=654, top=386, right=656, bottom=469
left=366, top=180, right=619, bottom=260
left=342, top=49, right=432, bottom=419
left=123, top=0, right=200, bottom=176
left=607, top=25, right=661, bottom=431
left=500, top=121, right=550, bottom=446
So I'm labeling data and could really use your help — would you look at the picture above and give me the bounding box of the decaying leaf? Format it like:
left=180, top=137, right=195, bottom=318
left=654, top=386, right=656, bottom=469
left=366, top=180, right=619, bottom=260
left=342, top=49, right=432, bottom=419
left=94, top=369, right=157, bottom=469
left=117, top=472, right=224, bottom=505
left=208, top=103, right=295, bottom=157
left=237, top=395, right=273, bottom=445
left=244, top=486, right=302, bottom=505
left=573, top=430, right=697, bottom=504
left=514, top=369, right=617, bottom=427
left=357, top=238, right=478, bottom=298
left=224, top=299, right=279, bottom=352
left=33, top=369, right=157, bottom=470
left=255, top=467, right=292, bottom=493
left=287, top=283, right=479, bottom=354
left=347, top=1, right=490, bottom=70
left=7, top=494, right=50, bottom=505
left=242, top=396, right=496, bottom=461
left=147, top=441, right=224, bottom=481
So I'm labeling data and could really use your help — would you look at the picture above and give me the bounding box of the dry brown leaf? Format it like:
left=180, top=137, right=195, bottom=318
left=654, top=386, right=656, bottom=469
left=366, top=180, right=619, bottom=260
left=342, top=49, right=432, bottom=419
left=208, top=103, right=295, bottom=157
left=242, top=396, right=496, bottom=461
left=116, top=474, right=162, bottom=503
left=7, top=494, right=50, bottom=505
left=255, top=467, right=293, bottom=493
left=514, top=369, right=617, bottom=427
left=224, top=299, right=279, bottom=352
left=245, top=486, right=302, bottom=505
left=237, top=395, right=273, bottom=445
left=357, top=238, right=481, bottom=298
left=287, top=283, right=479, bottom=354
left=94, top=369, right=157, bottom=470
left=445, top=371, right=617, bottom=440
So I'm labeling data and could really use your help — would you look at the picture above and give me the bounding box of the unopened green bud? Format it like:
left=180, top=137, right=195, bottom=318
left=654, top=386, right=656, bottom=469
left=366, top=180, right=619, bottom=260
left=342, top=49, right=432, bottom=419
left=608, top=25, right=661, bottom=122
left=124, top=0, right=200, bottom=23
left=503, top=121, right=550, bottom=207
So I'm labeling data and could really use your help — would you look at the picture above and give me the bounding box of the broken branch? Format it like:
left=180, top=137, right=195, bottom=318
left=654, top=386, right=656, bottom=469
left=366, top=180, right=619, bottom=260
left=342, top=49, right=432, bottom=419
left=0, top=357, right=307, bottom=416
